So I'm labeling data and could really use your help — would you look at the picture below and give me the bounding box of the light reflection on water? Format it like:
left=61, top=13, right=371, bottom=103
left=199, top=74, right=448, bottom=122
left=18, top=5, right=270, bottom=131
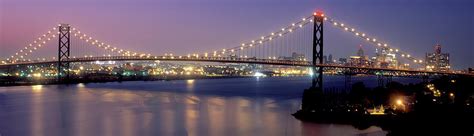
left=0, top=77, right=398, bottom=136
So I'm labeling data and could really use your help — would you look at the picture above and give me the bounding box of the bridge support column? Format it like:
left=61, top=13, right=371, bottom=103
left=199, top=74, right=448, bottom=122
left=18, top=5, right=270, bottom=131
left=386, top=74, right=393, bottom=85
left=57, top=24, right=71, bottom=83
left=377, top=74, right=384, bottom=87
left=311, top=12, right=324, bottom=90
left=299, top=12, right=325, bottom=112
left=344, top=69, right=352, bottom=92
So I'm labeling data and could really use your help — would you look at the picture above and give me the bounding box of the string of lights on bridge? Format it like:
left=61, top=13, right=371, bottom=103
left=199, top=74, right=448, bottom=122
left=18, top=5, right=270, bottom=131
left=69, top=26, right=150, bottom=57
left=7, top=26, right=57, bottom=63
left=198, top=12, right=424, bottom=65
left=4, top=24, right=150, bottom=64
left=324, top=16, right=424, bottom=64
left=4, top=12, right=425, bottom=67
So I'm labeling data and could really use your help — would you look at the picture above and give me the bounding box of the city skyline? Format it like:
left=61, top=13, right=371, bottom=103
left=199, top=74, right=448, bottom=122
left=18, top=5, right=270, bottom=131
left=1, top=0, right=473, bottom=69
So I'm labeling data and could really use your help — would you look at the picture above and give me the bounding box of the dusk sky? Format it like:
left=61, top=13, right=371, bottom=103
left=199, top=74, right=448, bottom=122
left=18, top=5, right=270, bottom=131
left=1, top=0, right=473, bottom=69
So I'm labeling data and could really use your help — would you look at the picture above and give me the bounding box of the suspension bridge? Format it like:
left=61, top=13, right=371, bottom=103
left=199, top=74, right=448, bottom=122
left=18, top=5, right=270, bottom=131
left=1, top=11, right=472, bottom=88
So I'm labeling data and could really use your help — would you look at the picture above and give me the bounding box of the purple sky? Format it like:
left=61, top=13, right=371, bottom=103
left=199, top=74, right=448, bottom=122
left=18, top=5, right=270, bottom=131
left=1, top=0, right=473, bottom=69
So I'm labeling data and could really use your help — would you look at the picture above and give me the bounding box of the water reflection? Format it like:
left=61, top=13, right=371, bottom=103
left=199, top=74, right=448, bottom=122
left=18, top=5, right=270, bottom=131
left=0, top=77, right=388, bottom=136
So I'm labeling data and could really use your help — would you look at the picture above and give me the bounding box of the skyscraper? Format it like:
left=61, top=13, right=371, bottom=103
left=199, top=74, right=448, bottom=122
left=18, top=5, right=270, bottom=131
left=425, top=44, right=450, bottom=71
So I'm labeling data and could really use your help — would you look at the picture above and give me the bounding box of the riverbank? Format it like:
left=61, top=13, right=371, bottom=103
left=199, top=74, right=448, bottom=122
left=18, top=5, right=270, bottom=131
left=292, top=76, right=474, bottom=135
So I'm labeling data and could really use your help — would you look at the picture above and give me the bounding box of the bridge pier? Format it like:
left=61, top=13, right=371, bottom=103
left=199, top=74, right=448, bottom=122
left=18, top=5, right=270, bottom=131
left=377, top=74, right=385, bottom=87
left=57, top=24, right=71, bottom=83
left=310, top=12, right=324, bottom=91
left=344, top=69, right=352, bottom=92
left=300, top=12, right=325, bottom=112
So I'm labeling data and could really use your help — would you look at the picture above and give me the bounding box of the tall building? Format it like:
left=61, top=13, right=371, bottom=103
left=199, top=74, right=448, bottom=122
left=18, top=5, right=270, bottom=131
left=425, top=44, right=450, bottom=71
left=375, top=47, right=398, bottom=68
left=349, top=45, right=369, bottom=67
left=328, top=54, right=333, bottom=63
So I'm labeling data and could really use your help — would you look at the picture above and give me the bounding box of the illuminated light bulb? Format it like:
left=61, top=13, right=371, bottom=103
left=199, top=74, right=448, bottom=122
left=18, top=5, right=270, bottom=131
left=384, top=44, right=387, bottom=47
left=281, top=28, right=285, bottom=31
left=309, top=19, right=313, bottom=22
left=372, top=38, right=376, bottom=42
left=355, top=33, right=359, bottom=36
left=279, top=33, right=282, bottom=36
left=289, top=29, right=292, bottom=32
left=20, top=50, right=23, bottom=52
left=271, top=33, right=274, bottom=35
left=414, top=60, right=417, bottom=63
left=377, top=43, right=381, bottom=46
left=362, top=33, right=366, bottom=37
left=419, top=60, right=423, bottom=63
left=269, top=37, right=273, bottom=40
left=324, top=17, right=328, bottom=21
left=302, top=18, right=306, bottom=21
left=249, top=44, right=253, bottom=47
left=407, top=54, right=411, bottom=57
left=389, top=48, right=393, bottom=52
left=34, top=41, right=37, bottom=43
left=29, top=44, right=33, bottom=46
left=292, top=23, right=295, bottom=26
left=366, top=38, right=370, bottom=41
left=341, top=24, right=344, bottom=27
left=261, top=36, right=264, bottom=39
left=351, top=28, right=355, bottom=31
left=240, top=47, right=244, bottom=50
left=252, top=40, right=255, bottom=43
left=231, top=49, right=234, bottom=52
left=299, top=24, right=303, bottom=27
left=259, top=41, right=262, bottom=44
left=395, top=49, right=399, bottom=52
left=344, top=27, right=348, bottom=31
left=333, top=22, right=338, bottom=26
left=401, top=54, right=405, bottom=57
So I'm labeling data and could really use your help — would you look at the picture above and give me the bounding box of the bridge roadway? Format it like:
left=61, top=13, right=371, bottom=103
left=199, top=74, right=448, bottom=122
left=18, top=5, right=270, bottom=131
left=1, top=56, right=472, bottom=76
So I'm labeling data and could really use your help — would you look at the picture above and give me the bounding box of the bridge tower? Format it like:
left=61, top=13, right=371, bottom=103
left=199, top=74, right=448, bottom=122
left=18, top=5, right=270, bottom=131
left=57, top=24, right=71, bottom=82
left=311, top=12, right=324, bottom=90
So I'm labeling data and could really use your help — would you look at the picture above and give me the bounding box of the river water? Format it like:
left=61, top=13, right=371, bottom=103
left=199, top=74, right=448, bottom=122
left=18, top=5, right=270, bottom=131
left=0, top=76, right=421, bottom=136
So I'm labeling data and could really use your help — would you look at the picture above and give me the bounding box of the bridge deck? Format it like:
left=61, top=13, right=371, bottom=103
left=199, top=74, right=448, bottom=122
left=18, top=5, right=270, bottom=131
left=1, top=56, right=472, bottom=76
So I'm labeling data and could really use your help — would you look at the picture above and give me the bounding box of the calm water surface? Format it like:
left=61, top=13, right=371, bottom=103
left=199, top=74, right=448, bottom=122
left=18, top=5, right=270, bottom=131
left=0, top=76, right=418, bottom=136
